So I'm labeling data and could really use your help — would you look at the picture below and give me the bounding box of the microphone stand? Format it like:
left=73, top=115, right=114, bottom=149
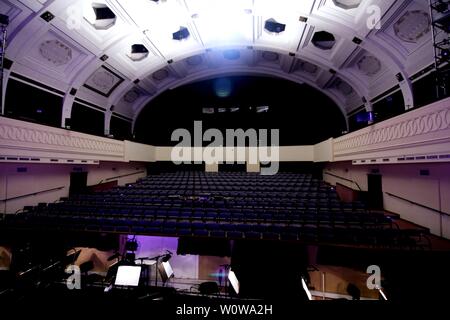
left=220, top=264, right=231, bottom=297
left=138, top=254, right=165, bottom=287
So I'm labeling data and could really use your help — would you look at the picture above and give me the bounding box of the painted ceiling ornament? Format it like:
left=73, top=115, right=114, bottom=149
left=39, top=39, right=72, bottom=66
left=357, top=55, right=382, bottom=76
left=394, top=10, right=431, bottom=43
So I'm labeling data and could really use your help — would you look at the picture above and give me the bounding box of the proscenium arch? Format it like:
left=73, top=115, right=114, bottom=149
left=131, top=67, right=350, bottom=133
left=122, top=44, right=370, bottom=113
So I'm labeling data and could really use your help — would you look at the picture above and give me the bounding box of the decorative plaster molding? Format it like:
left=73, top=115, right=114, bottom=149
left=333, top=97, right=450, bottom=161
left=0, top=117, right=125, bottom=161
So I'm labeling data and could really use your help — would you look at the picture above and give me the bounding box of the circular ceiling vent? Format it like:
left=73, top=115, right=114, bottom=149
left=357, top=55, right=382, bottom=76
left=223, top=49, right=240, bottom=60
left=311, top=31, right=336, bottom=50
left=39, top=40, right=72, bottom=66
left=152, top=68, right=169, bottom=81
left=394, top=10, right=431, bottom=43
left=332, top=0, right=362, bottom=10
left=334, top=78, right=354, bottom=96
left=300, top=61, right=318, bottom=74
left=262, top=51, right=279, bottom=62
left=92, top=71, right=115, bottom=90
left=186, top=55, right=203, bottom=66
left=123, top=88, right=140, bottom=103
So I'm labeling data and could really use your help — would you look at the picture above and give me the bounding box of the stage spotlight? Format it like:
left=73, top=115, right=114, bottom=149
left=441, top=48, right=450, bottom=59
left=228, top=268, right=240, bottom=294
left=172, top=27, right=190, bottom=40
left=125, top=239, right=138, bottom=251
left=114, top=265, right=142, bottom=287
left=264, top=19, right=286, bottom=34
left=128, top=44, right=149, bottom=61
left=256, top=106, right=269, bottom=113
left=214, top=78, right=232, bottom=98
left=202, top=107, right=215, bottom=114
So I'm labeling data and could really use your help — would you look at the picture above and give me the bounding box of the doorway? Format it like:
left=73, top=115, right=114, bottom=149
left=367, top=174, right=383, bottom=209
left=69, top=171, right=88, bottom=196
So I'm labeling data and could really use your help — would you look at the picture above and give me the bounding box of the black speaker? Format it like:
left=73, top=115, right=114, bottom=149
left=299, top=16, right=308, bottom=23
left=199, top=282, right=219, bottom=295
left=264, top=20, right=286, bottom=33
left=0, top=14, right=9, bottom=25
left=3, top=58, right=13, bottom=70
left=64, top=118, right=71, bottom=129
left=40, top=11, right=55, bottom=22
left=352, top=37, right=362, bottom=45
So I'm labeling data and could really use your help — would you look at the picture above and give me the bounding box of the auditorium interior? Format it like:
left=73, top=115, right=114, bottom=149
left=0, top=0, right=450, bottom=310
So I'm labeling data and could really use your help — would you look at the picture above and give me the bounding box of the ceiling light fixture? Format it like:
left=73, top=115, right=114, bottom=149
left=128, top=44, right=149, bottom=61
left=84, top=3, right=116, bottom=30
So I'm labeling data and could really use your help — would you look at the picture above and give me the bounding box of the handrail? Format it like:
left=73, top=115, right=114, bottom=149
left=0, top=186, right=65, bottom=202
left=386, top=192, right=450, bottom=217
left=323, top=172, right=362, bottom=191
left=97, top=170, right=146, bottom=185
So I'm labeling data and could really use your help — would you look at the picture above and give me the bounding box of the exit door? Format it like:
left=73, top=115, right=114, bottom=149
left=367, top=174, right=383, bottom=209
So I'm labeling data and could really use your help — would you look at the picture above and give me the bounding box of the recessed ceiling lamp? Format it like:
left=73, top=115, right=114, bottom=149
left=312, top=31, right=336, bottom=50
left=128, top=44, right=149, bottom=61
left=332, top=0, right=362, bottom=10
left=84, top=3, right=116, bottom=30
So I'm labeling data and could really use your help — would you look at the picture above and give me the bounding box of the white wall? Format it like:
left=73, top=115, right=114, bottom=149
left=324, top=161, right=450, bottom=238
left=0, top=162, right=147, bottom=214
left=314, top=138, right=333, bottom=162
left=124, top=141, right=155, bottom=162
left=154, top=145, right=314, bottom=162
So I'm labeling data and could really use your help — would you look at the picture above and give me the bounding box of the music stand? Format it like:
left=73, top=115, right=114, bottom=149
left=158, top=261, right=174, bottom=286
left=228, top=268, right=240, bottom=295
left=135, top=258, right=157, bottom=287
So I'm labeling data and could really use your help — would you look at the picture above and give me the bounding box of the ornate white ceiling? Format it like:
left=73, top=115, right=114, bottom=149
left=2, top=0, right=435, bottom=130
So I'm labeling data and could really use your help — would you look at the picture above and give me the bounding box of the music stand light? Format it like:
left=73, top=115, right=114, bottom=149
left=301, top=277, right=313, bottom=300
left=114, top=265, right=142, bottom=287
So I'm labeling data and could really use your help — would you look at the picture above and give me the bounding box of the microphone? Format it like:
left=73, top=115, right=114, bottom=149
left=107, top=252, right=120, bottom=261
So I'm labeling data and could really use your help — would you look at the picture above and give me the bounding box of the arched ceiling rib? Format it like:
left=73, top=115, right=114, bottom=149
left=2, top=0, right=434, bottom=130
